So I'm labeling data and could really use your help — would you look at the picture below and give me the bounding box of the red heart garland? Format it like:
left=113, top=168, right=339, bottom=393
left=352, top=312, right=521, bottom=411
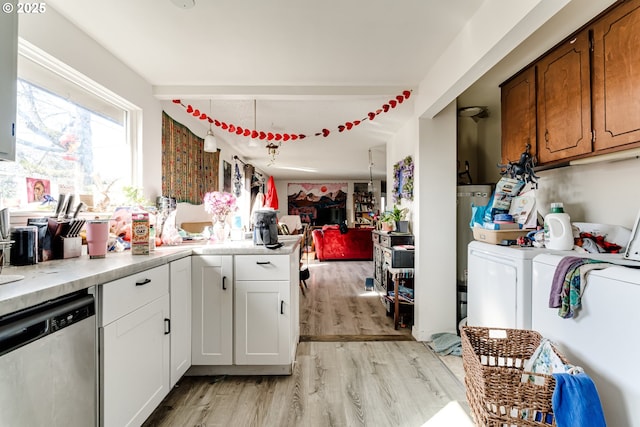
left=299, top=134, right=306, bottom=139
left=338, top=125, right=345, bottom=132
left=251, top=130, right=259, bottom=138
left=172, top=99, right=181, bottom=104
left=275, top=134, right=282, bottom=141
left=236, top=127, right=243, bottom=135
left=200, top=113, right=207, bottom=119
left=186, top=105, right=194, bottom=113
left=291, top=134, right=298, bottom=140
left=267, top=132, right=274, bottom=141
left=322, top=129, right=330, bottom=137
left=243, top=129, right=251, bottom=137
left=221, top=122, right=228, bottom=130
left=353, top=120, right=361, bottom=126
left=259, top=131, right=267, bottom=140
left=283, top=134, right=290, bottom=141
left=382, top=104, right=390, bottom=113
left=376, top=109, right=382, bottom=115
left=389, top=99, right=397, bottom=108
left=208, top=118, right=213, bottom=124
left=214, top=120, right=221, bottom=127
left=403, top=90, right=411, bottom=99
left=368, top=112, right=376, bottom=121
left=193, top=109, right=200, bottom=117
left=396, top=95, right=404, bottom=104
left=345, top=122, right=353, bottom=130
left=228, top=124, right=236, bottom=133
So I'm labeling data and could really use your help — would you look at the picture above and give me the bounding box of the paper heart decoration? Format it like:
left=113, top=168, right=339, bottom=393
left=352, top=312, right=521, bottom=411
left=283, top=134, right=290, bottom=141
left=382, top=104, right=390, bottom=112
left=353, top=120, right=361, bottom=126
left=208, top=118, right=214, bottom=123
left=172, top=99, right=181, bottom=104
left=259, top=131, right=267, bottom=140
left=376, top=109, right=382, bottom=115
left=389, top=99, right=397, bottom=108
left=251, top=130, right=259, bottom=138
left=299, top=134, right=306, bottom=139
left=322, top=129, right=330, bottom=137
left=403, top=90, right=411, bottom=99
left=267, top=132, right=274, bottom=141
left=291, top=134, right=298, bottom=140
left=345, top=122, right=353, bottom=130
left=396, top=95, right=404, bottom=104
left=214, top=120, right=221, bottom=127
left=193, top=109, right=200, bottom=117
left=338, top=125, right=345, bottom=132
left=236, top=127, right=243, bottom=135
left=186, top=105, right=194, bottom=113
left=200, top=113, right=207, bottom=120
left=221, top=122, right=228, bottom=130
left=243, top=129, right=251, bottom=137
left=368, top=112, right=376, bottom=121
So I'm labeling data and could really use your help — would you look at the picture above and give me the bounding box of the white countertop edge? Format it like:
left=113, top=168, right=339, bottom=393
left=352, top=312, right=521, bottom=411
left=0, top=236, right=301, bottom=317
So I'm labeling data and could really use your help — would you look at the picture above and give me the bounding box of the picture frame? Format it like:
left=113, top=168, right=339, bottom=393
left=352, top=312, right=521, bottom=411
left=624, top=208, right=640, bottom=261
left=392, top=155, right=414, bottom=202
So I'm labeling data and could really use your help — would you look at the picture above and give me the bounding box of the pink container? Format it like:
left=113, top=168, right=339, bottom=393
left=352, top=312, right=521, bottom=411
left=86, top=220, right=109, bottom=259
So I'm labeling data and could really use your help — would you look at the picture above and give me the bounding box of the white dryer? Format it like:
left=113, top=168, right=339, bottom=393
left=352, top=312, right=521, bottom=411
left=467, top=241, right=549, bottom=329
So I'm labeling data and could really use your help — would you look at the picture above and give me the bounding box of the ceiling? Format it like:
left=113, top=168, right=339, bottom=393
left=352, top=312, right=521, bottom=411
left=46, top=0, right=484, bottom=180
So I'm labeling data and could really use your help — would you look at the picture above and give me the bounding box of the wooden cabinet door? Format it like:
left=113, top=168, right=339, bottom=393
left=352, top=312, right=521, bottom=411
left=0, top=9, right=17, bottom=161
left=169, top=257, right=192, bottom=387
left=101, top=294, right=170, bottom=427
left=235, top=280, right=290, bottom=365
left=536, top=31, right=592, bottom=164
left=191, top=255, right=233, bottom=365
left=592, top=0, right=640, bottom=151
left=501, top=66, right=537, bottom=165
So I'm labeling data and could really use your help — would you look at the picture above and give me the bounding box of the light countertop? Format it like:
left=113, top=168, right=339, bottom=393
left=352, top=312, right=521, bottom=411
left=0, top=235, right=301, bottom=317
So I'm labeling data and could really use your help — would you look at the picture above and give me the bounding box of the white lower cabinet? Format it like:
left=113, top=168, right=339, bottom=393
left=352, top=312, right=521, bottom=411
left=235, top=280, right=290, bottom=365
left=191, top=255, right=233, bottom=365
left=99, top=265, right=170, bottom=427
left=169, top=257, right=192, bottom=387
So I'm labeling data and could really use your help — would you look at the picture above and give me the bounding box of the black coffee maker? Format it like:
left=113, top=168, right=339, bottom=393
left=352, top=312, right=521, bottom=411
left=253, top=209, right=279, bottom=246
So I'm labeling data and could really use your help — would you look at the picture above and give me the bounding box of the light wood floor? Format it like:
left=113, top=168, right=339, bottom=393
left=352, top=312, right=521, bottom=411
left=143, top=260, right=468, bottom=427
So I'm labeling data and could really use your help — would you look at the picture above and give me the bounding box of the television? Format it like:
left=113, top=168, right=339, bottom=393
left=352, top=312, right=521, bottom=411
left=315, top=207, right=346, bottom=226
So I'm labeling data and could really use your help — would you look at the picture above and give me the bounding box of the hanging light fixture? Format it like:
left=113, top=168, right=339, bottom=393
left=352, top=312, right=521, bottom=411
left=203, top=99, right=217, bottom=152
left=367, top=148, right=374, bottom=192
left=266, top=142, right=280, bottom=165
left=249, top=99, right=258, bottom=148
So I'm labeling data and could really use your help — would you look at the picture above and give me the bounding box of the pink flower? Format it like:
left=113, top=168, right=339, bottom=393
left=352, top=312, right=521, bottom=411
left=203, top=191, right=238, bottom=218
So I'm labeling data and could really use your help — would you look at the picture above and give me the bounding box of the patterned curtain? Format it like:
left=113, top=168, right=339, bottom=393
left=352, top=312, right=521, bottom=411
left=161, top=111, right=219, bottom=203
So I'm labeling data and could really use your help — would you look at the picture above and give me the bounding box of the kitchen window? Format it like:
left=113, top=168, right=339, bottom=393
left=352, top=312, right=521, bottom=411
left=0, top=41, right=140, bottom=212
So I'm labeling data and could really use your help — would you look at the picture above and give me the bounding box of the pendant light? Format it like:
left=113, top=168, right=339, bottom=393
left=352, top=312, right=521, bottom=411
left=248, top=99, right=258, bottom=148
left=367, top=148, right=374, bottom=192
left=203, top=99, right=217, bottom=152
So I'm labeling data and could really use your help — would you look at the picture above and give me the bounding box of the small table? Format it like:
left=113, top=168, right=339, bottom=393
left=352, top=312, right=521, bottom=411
left=387, top=267, right=414, bottom=329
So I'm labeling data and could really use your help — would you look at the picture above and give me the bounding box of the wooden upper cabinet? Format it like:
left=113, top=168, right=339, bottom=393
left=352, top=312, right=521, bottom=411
left=536, top=31, right=592, bottom=165
left=592, top=0, right=640, bottom=152
left=501, top=67, right=537, bottom=165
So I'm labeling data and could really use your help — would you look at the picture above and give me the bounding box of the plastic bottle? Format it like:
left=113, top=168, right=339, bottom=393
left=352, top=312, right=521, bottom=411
left=544, top=202, right=574, bottom=250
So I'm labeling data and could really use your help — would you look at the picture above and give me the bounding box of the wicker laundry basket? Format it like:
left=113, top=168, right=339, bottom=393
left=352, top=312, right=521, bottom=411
left=461, top=326, right=570, bottom=427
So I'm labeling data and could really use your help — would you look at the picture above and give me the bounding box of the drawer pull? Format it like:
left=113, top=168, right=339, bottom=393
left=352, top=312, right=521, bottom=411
left=280, top=300, right=284, bottom=315
left=222, top=275, right=227, bottom=290
left=164, top=318, right=171, bottom=335
left=256, top=261, right=271, bottom=265
left=135, top=278, right=151, bottom=286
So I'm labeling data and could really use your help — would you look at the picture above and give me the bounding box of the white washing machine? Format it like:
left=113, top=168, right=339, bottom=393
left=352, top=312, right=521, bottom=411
left=532, top=253, right=640, bottom=427
left=467, top=240, right=550, bottom=329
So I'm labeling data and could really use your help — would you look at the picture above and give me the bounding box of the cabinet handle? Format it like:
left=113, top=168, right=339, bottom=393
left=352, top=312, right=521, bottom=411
left=222, top=275, right=227, bottom=290
left=136, top=278, right=151, bottom=286
left=280, top=300, right=284, bottom=315
left=164, top=318, right=171, bottom=335
left=256, top=261, right=271, bottom=265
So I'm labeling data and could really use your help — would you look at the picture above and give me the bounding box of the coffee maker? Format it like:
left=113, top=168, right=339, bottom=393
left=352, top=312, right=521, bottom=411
left=253, top=209, right=279, bottom=246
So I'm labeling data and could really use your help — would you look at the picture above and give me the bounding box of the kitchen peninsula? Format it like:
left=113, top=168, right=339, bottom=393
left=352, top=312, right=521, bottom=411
left=0, top=235, right=301, bottom=427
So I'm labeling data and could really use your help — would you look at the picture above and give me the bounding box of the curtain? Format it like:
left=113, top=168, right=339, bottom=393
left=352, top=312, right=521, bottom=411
left=161, top=111, right=219, bottom=204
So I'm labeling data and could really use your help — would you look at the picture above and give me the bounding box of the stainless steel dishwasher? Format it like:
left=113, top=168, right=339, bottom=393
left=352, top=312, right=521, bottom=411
left=0, top=288, right=97, bottom=427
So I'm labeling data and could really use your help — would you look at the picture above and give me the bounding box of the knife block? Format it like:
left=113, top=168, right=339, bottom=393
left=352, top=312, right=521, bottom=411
left=61, top=236, right=82, bottom=259
left=48, top=218, right=70, bottom=260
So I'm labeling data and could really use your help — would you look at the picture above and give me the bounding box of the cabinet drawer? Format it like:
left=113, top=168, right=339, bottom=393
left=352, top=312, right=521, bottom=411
left=100, top=264, right=169, bottom=326
left=235, top=255, right=289, bottom=281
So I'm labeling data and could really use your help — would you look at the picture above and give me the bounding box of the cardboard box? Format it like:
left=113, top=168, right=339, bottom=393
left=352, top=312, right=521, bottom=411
left=472, top=226, right=528, bottom=245
left=131, top=211, right=150, bottom=255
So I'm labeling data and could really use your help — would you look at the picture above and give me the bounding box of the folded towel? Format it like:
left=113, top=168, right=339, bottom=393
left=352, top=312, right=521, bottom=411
left=430, top=333, right=462, bottom=356
left=552, top=373, right=606, bottom=427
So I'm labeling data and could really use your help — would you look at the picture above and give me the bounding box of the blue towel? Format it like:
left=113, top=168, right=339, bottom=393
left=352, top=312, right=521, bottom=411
left=552, top=373, right=606, bottom=427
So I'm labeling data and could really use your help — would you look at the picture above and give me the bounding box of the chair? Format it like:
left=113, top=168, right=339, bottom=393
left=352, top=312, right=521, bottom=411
left=279, top=215, right=302, bottom=234
left=299, top=224, right=310, bottom=296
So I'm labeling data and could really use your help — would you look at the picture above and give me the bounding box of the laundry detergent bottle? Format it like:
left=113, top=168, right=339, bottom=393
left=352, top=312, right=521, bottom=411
left=544, top=202, right=574, bottom=250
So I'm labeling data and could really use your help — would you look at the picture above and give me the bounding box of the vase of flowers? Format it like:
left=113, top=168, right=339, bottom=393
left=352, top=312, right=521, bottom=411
left=203, top=191, right=238, bottom=242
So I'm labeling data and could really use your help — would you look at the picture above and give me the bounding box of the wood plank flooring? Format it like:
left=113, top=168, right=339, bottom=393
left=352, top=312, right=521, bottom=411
left=143, top=259, right=467, bottom=427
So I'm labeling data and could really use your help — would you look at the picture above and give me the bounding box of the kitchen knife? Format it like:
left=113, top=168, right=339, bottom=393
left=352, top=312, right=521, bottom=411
left=55, top=194, right=66, bottom=217
left=73, top=202, right=86, bottom=219
left=65, top=195, right=75, bottom=218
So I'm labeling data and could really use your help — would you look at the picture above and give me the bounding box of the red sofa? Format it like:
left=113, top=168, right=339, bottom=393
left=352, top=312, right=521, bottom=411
left=311, top=226, right=373, bottom=261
